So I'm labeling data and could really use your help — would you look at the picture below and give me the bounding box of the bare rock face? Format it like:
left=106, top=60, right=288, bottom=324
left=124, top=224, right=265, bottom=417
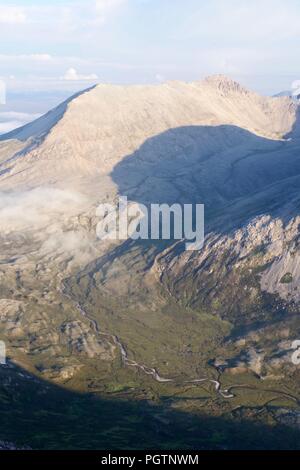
left=61, top=321, right=115, bottom=359
left=261, top=248, right=300, bottom=302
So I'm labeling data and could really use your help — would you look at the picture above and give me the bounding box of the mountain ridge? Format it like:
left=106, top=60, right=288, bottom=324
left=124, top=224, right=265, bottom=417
left=0, top=75, right=297, bottom=192
left=0, top=75, right=300, bottom=445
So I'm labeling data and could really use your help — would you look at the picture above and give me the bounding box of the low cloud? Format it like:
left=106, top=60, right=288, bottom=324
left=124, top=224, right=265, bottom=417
left=0, top=54, right=52, bottom=62
left=23, top=54, right=52, bottom=61
left=291, top=80, right=300, bottom=96
left=0, top=112, right=41, bottom=135
left=0, top=188, right=86, bottom=232
left=0, top=79, right=5, bottom=104
left=0, top=187, right=97, bottom=264
left=41, top=229, right=95, bottom=263
left=0, top=121, right=27, bottom=135
left=61, top=68, right=98, bottom=81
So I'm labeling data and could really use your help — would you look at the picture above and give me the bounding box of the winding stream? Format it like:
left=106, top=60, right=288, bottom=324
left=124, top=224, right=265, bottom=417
left=59, top=282, right=300, bottom=405
left=60, top=282, right=234, bottom=399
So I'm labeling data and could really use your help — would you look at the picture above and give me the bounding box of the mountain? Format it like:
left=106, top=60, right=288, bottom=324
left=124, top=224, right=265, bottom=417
left=0, top=75, right=300, bottom=449
left=0, top=76, right=296, bottom=189
left=274, top=90, right=292, bottom=98
left=274, top=90, right=300, bottom=101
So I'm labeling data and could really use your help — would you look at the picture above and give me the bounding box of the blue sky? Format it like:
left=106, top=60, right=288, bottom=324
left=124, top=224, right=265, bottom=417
left=0, top=0, right=300, bottom=125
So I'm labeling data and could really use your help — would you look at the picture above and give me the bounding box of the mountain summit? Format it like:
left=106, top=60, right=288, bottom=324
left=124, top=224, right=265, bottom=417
left=0, top=76, right=297, bottom=191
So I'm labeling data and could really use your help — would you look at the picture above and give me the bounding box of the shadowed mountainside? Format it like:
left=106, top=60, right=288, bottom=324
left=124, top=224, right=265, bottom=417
left=1, top=361, right=300, bottom=450
left=111, top=124, right=300, bottom=229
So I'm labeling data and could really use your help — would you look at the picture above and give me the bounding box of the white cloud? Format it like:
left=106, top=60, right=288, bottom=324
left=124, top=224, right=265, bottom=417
left=0, top=187, right=94, bottom=263
left=0, top=188, right=86, bottom=232
left=0, top=112, right=41, bottom=135
left=0, top=111, right=40, bottom=121
left=0, top=54, right=52, bottom=62
left=0, top=79, right=5, bottom=105
left=95, top=0, right=126, bottom=22
left=25, top=54, right=52, bottom=61
left=95, top=0, right=126, bottom=13
left=0, top=0, right=298, bottom=96
left=291, top=80, right=300, bottom=90
left=0, top=6, right=27, bottom=24
left=0, top=121, right=23, bottom=134
left=184, top=0, right=300, bottom=41
left=291, top=80, right=300, bottom=97
left=61, top=68, right=98, bottom=81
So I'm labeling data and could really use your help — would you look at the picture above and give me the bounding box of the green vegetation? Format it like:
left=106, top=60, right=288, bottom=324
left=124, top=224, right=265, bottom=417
left=280, top=273, right=293, bottom=284
left=1, top=232, right=300, bottom=450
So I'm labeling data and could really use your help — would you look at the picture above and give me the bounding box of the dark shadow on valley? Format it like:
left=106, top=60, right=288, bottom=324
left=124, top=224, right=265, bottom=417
left=1, top=361, right=300, bottom=450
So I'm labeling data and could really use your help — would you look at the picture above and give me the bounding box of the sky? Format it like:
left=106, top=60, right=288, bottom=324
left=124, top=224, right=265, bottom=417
left=0, top=0, right=300, bottom=132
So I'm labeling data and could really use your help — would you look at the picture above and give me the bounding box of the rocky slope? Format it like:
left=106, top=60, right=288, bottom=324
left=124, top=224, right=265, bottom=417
left=0, top=75, right=299, bottom=447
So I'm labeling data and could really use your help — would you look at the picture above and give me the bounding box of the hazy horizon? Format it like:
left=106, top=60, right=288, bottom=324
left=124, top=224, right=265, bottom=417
left=1, top=0, right=300, bottom=131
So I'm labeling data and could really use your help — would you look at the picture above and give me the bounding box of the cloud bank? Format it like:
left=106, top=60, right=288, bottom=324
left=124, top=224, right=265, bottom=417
left=0, top=188, right=86, bottom=232
left=0, top=112, right=41, bottom=135
left=61, top=68, right=98, bottom=81
left=0, top=1, right=299, bottom=95
left=0, top=187, right=97, bottom=263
